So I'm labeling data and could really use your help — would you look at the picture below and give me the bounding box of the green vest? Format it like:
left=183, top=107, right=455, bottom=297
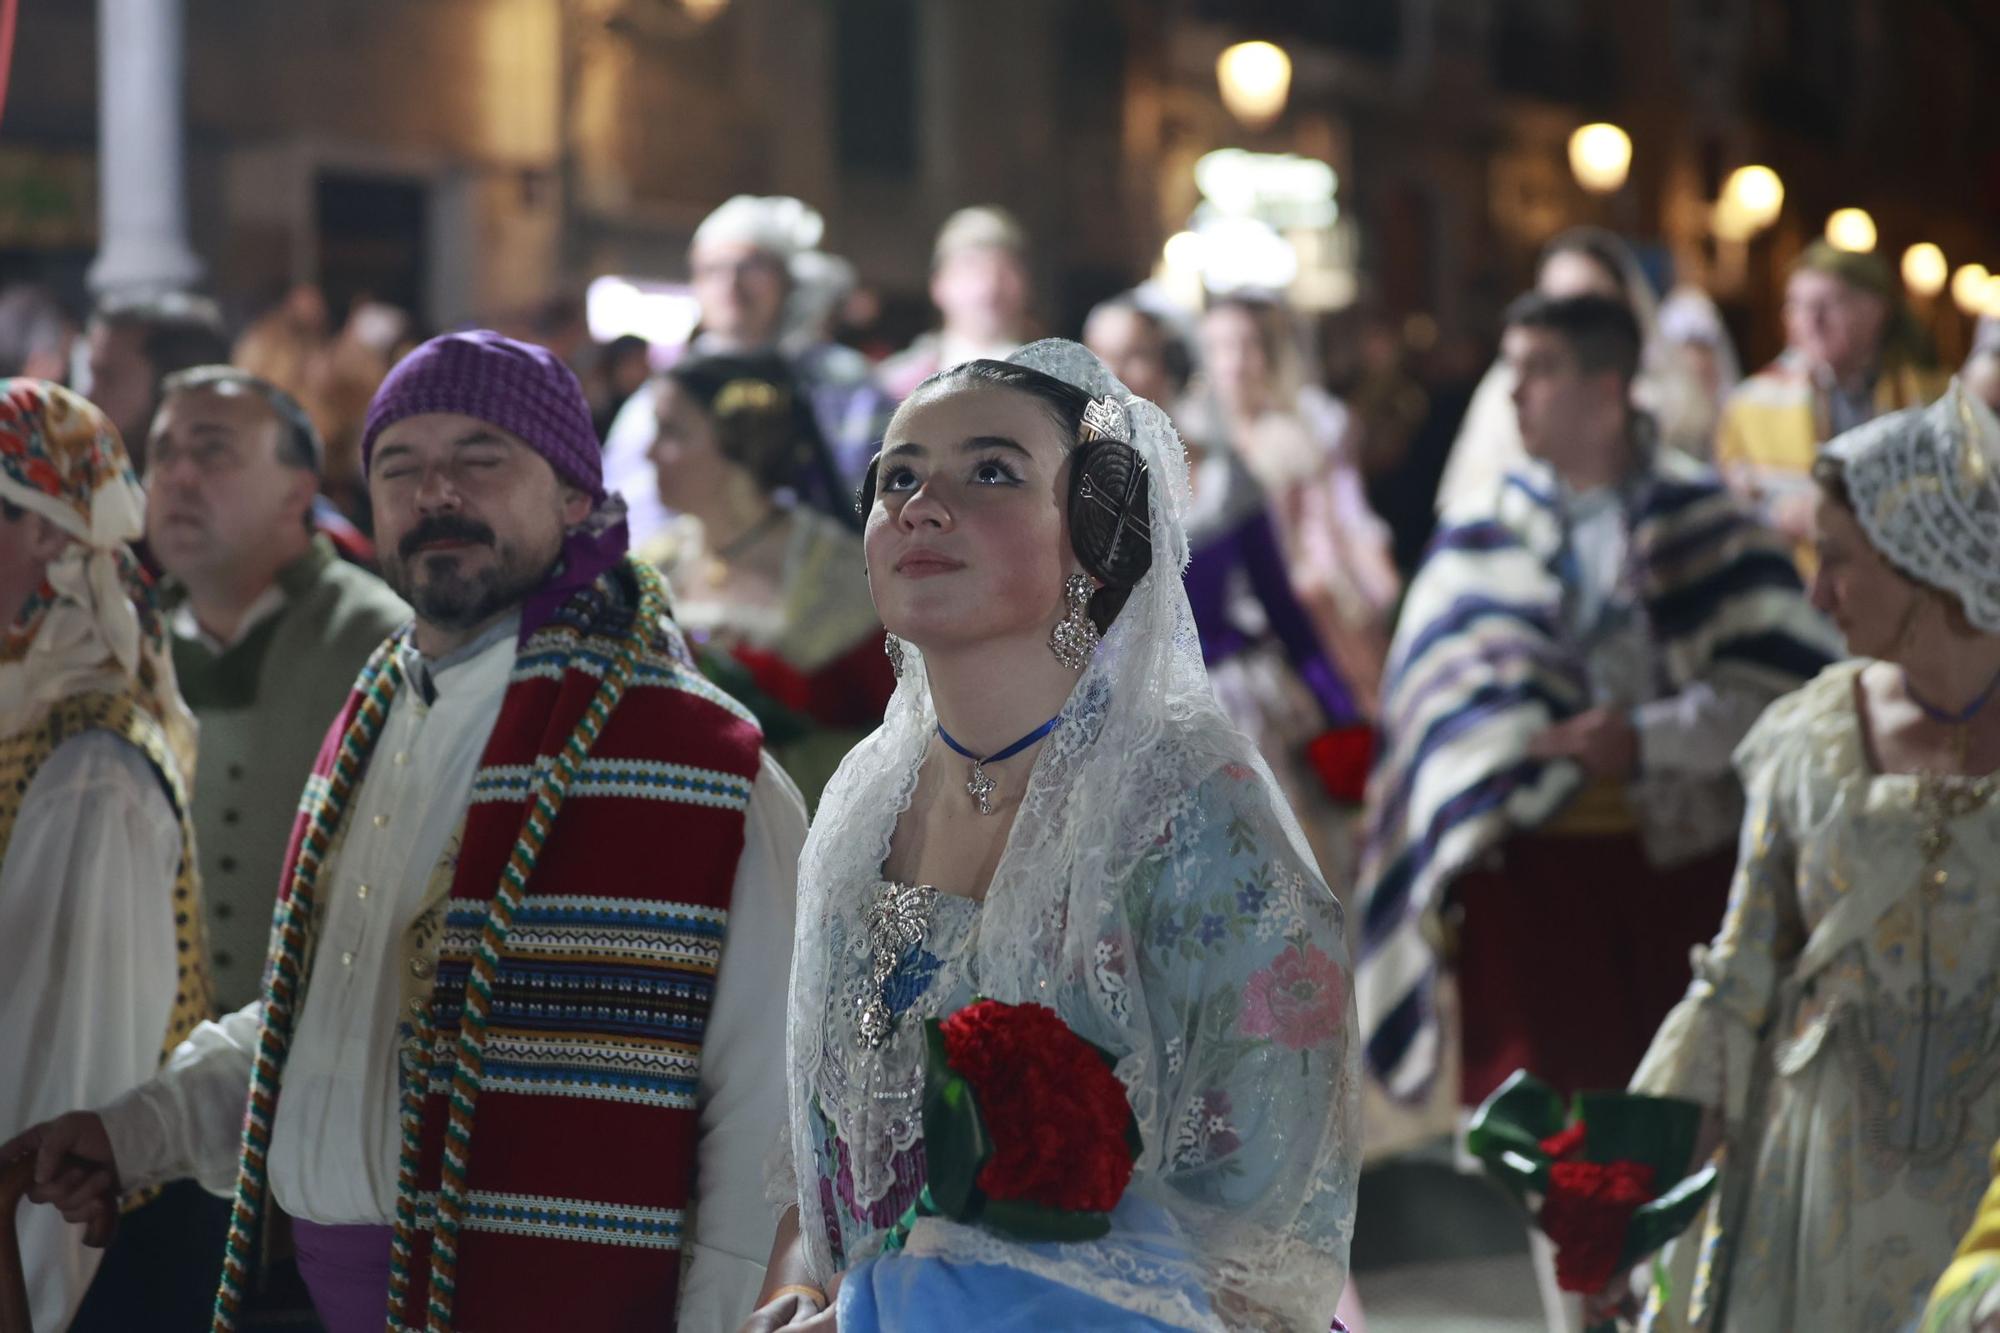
left=168, top=537, right=410, bottom=1009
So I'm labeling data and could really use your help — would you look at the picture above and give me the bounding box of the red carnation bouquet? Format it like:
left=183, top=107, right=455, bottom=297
left=881, top=998, right=1142, bottom=1251
left=1467, top=1071, right=1718, bottom=1332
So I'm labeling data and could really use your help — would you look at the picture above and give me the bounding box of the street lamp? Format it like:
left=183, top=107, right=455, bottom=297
left=1824, top=208, right=1877, bottom=253
left=1952, top=264, right=1991, bottom=316
left=1216, top=41, right=1291, bottom=130
left=1902, top=243, right=1948, bottom=298
left=1721, top=165, right=1784, bottom=232
left=1567, top=123, right=1632, bottom=194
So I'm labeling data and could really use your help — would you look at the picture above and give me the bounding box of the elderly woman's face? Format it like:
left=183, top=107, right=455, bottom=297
left=863, top=382, right=1074, bottom=655
left=1809, top=492, right=1925, bottom=659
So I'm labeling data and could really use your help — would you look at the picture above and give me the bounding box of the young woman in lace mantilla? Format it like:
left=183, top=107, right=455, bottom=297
left=740, top=341, right=1360, bottom=1333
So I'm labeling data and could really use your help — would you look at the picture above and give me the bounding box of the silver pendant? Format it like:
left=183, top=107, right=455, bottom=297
left=966, top=760, right=998, bottom=815
left=858, top=996, right=895, bottom=1048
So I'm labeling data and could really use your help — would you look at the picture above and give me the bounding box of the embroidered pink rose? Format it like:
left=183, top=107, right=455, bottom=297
left=1239, top=944, right=1346, bottom=1050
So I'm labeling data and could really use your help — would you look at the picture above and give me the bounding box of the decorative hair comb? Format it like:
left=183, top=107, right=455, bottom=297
left=1073, top=394, right=1149, bottom=578
left=714, top=378, right=785, bottom=416
left=1079, top=395, right=1132, bottom=445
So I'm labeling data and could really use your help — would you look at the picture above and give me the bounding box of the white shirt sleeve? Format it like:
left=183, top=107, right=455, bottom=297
left=674, top=753, right=808, bottom=1333
left=97, top=1000, right=263, bottom=1196
left=0, top=733, right=181, bottom=1333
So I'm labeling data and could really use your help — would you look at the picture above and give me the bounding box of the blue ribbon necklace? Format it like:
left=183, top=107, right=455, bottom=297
left=1904, top=665, right=2000, bottom=771
left=936, top=714, right=1063, bottom=815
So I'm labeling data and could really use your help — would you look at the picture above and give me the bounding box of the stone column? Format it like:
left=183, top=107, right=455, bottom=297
left=87, top=0, right=204, bottom=299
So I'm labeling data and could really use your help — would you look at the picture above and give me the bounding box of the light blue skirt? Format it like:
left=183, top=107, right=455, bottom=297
left=834, top=1197, right=1217, bottom=1332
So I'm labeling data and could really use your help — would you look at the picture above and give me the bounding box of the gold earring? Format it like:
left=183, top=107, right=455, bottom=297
left=1048, top=573, right=1099, bottom=670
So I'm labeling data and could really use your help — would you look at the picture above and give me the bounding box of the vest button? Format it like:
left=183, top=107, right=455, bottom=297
left=219, top=856, right=237, bottom=873
left=222, top=809, right=239, bottom=825
left=215, top=902, right=234, bottom=920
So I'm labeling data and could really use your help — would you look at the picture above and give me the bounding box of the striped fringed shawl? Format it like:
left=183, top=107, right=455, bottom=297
left=1355, top=453, right=1834, bottom=1103
left=212, top=559, right=763, bottom=1332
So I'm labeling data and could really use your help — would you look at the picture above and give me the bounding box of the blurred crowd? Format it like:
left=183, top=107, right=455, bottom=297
left=9, top=185, right=2000, bottom=1333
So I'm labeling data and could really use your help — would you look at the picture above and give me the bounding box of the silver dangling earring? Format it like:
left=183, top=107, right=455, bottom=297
left=884, top=632, right=906, bottom=678
left=1048, top=573, right=1100, bottom=670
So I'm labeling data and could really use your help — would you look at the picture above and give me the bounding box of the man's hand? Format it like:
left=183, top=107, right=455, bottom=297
left=1528, top=706, right=1640, bottom=780
left=0, top=1112, right=123, bottom=1248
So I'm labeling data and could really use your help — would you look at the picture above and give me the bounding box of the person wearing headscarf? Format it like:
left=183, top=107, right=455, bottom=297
left=1715, top=240, right=1947, bottom=568
left=1358, top=294, right=1833, bottom=1122
left=1435, top=227, right=1692, bottom=514
left=5, top=332, right=810, bottom=1332
left=0, top=380, right=210, bottom=1332
left=746, top=341, right=1359, bottom=1332
left=1652, top=283, right=1743, bottom=459
left=601, top=196, right=894, bottom=546
left=1610, top=382, right=2000, bottom=1332
left=639, top=351, right=895, bottom=809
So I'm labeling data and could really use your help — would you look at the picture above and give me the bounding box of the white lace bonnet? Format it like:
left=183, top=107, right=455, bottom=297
left=1824, top=379, right=2000, bottom=633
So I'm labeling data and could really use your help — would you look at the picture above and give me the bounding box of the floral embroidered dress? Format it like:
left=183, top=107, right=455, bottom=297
left=794, top=767, right=1354, bottom=1330
left=1633, top=661, right=2000, bottom=1331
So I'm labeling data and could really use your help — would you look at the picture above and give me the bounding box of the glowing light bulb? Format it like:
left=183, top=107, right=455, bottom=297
left=1902, top=243, right=1948, bottom=298
left=1824, top=208, right=1877, bottom=253
left=1568, top=123, right=1632, bottom=195
left=1216, top=41, right=1292, bottom=130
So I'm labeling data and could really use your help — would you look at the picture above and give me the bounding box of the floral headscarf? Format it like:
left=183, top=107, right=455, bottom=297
left=0, top=379, right=196, bottom=779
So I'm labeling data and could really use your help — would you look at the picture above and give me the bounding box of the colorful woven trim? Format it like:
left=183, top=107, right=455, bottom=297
left=422, top=591, right=649, bottom=1330
left=213, top=640, right=401, bottom=1332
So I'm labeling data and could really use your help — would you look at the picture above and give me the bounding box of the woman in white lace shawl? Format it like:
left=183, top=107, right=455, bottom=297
left=744, top=341, right=1359, bottom=1332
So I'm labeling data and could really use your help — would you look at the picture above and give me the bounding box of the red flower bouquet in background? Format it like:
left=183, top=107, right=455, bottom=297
left=1467, top=1071, right=1717, bottom=1332
left=882, top=999, right=1142, bottom=1251
left=1305, top=724, right=1376, bottom=805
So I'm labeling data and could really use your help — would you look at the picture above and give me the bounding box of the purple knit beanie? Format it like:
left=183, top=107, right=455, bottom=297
left=361, top=330, right=604, bottom=500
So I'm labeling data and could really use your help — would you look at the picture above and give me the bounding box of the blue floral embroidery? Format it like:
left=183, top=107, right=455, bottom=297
left=1235, top=879, right=1268, bottom=917
left=1198, top=913, right=1229, bottom=946
left=882, top=945, right=944, bottom=1016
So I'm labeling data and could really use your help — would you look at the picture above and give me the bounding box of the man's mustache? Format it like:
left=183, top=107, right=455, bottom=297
left=399, top=515, right=496, bottom=560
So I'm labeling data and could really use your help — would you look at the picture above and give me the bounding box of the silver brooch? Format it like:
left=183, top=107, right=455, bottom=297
left=858, top=880, right=936, bottom=1048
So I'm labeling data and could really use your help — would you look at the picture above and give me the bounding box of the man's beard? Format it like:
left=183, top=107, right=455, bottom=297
left=383, top=514, right=558, bottom=633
